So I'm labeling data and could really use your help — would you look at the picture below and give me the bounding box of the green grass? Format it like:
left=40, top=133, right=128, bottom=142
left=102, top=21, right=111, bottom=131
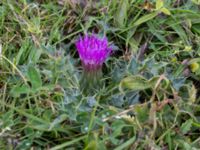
left=0, top=0, right=200, bottom=149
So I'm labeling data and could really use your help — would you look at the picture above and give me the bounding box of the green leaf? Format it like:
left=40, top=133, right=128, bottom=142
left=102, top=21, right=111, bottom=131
left=114, top=136, right=136, bottom=150
left=84, top=140, right=98, bottom=150
left=189, top=85, right=197, bottom=103
left=27, top=66, right=42, bottom=90
left=115, top=0, right=129, bottom=27
left=133, top=12, right=158, bottom=27
left=120, top=76, right=150, bottom=91
left=10, top=85, right=30, bottom=97
left=188, top=58, right=200, bottom=64
left=48, top=114, right=68, bottom=131
left=28, top=46, right=42, bottom=64
left=180, top=119, right=193, bottom=134
left=147, top=21, right=167, bottom=43
left=178, top=140, right=195, bottom=150
left=119, top=76, right=160, bottom=92
left=192, top=0, right=200, bottom=5
left=128, top=37, right=139, bottom=53
left=15, top=39, right=30, bottom=65
left=111, top=120, right=126, bottom=137
left=156, top=0, right=164, bottom=10
left=166, top=132, right=172, bottom=150
left=135, top=104, right=149, bottom=123
left=167, top=20, right=188, bottom=43
left=161, top=8, right=171, bottom=15
left=50, top=135, right=87, bottom=150
left=16, top=139, right=33, bottom=150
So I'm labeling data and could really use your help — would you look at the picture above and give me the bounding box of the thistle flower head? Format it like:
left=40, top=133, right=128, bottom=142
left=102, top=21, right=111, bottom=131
left=75, top=34, right=111, bottom=70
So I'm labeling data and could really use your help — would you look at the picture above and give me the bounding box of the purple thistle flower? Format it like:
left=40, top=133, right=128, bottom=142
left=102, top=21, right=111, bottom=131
left=75, top=34, right=111, bottom=71
left=75, top=34, right=112, bottom=94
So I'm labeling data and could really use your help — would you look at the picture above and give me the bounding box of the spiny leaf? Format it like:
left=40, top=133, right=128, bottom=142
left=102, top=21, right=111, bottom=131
left=27, top=66, right=42, bottom=90
left=180, top=119, right=193, bottom=134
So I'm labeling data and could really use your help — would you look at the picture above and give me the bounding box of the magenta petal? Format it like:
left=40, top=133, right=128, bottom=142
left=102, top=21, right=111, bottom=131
left=75, top=34, right=111, bottom=69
